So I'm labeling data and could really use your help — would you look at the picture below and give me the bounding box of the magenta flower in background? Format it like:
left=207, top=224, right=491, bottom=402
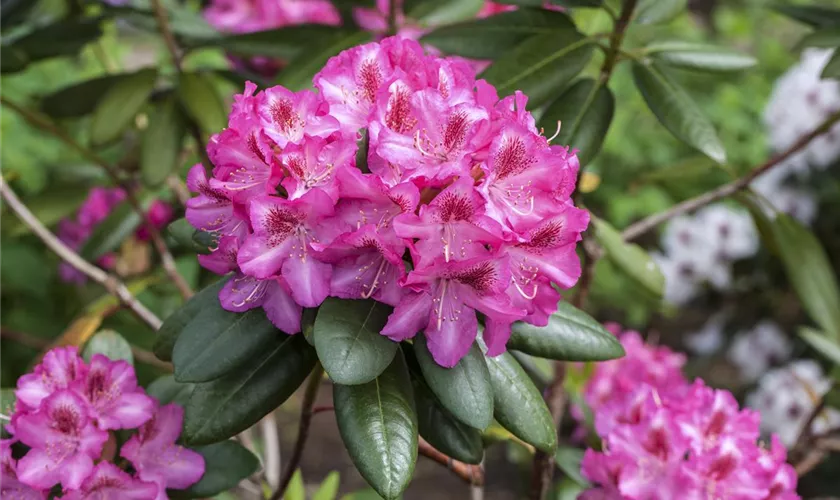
left=78, top=354, right=156, bottom=430
left=16, top=346, right=86, bottom=412
left=1, top=439, right=47, bottom=499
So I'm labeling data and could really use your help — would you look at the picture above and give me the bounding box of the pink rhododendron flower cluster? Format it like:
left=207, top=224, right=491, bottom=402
left=58, top=187, right=173, bottom=284
left=579, top=325, right=799, bottom=499
left=185, top=36, right=586, bottom=367
left=2, top=347, right=204, bottom=499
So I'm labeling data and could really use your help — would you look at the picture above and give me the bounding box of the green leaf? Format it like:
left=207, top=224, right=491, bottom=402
left=824, top=50, right=840, bottom=79
left=773, top=4, right=840, bottom=29
left=538, top=78, right=614, bottom=165
left=82, top=330, right=133, bottom=364
left=334, top=352, right=418, bottom=500
left=1, top=388, right=14, bottom=434
left=2, top=0, right=38, bottom=29
left=508, top=302, right=625, bottom=361
left=90, top=68, right=158, bottom=146
left=479, top=32, right=594, bottom=108
left=481, top=340, right=556, bottom=453
left=285, top=469, right=306, bottom=500
left=413, top=376, right=483, bottom=464
left=631, top=62, right=726, bottom=164
left=592, top=216, right=664, bottom=298
left=314, top=298, right=398, bottom=385
left=173, top=305, right=284, bottom=383
left=356, top=128, right=370, bottom=174
left=154, top=278, right=228, bottom=362
left=277, top=31, right=371, bottom=91
left=78, top=202, right=142, bottom=261
left=141, top=94, right=186, bottom=187
left=183, top=335, right=316, bottom=445
left=6, top=18, right=103, bottom=69
left=413, top=334, right=493, bottom=430
left=647, top=41, right=757, bottom=73
left=189, top=25, right=346, bottom=59
left=166, top=218, right=213, bottom=254
left=1, top=45, right=28, bottom=74
left=636, top=0, right=686, bottom=24
left=147, top=375, right=195, bottom=407
left=178, top=72, right=227, bottom=134
left=313, top=471, right=341, bottom=500
left=421, top=8, right=575, bottom=59
left=40, top=74, right=129, bottom=119
left=404, top=0, right=483, bottom=27
left=172, top=441, right=260, bottom=498
left=797, top=28, right=840, bottom=49
left=554, top=446, right=589, bottom=487
left=800, top=327, right=840, bottom=366
left=769, top=214, right=840, bottom=339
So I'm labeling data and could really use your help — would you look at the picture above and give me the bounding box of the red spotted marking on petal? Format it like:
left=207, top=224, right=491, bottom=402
left=385, top=86, right=416, bottom=134
left=270, top=98, right=300, bottom=132
left=264, top=207, right=302, bottom=246
left=359, top=59, right=383, bottom=103
left=450, top=260, right=499, bottom=292
left=443, top=110, right=470, bottom=152
left=494, top=136, right=534, bottom=179
left=521, top=220, right=565, bottom=250
left=436, top=192, right=474, bottom=222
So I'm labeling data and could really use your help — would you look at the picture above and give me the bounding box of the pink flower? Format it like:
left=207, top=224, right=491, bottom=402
left=16, top=346, right=86, bottom=412
left=1, top=439, right=47, bottom=499
left=280, top=135, right=355, bottom=201
left=219, top=273, right=303, bottom=334
left=136, top=200, right=174, bottom=242
left=121, top=404, right=205, bottom=499
left=76, top=354, right=156, bottom=430
left=185, top=163, right=250, bottom=242
left=14, top=390, right=109, bottom=490
left=257, top=87, right=338, bottom=148
left=60, top=462, right=158, bottom=500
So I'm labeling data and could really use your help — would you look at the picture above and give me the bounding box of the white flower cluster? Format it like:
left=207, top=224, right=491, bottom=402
left=756, top=48, right=840, bottom=224
left=727, top=320, right=793, bottom=382
left=654, top=204, right=759, bottom=305
left=748, top=359, right=840, bottom=447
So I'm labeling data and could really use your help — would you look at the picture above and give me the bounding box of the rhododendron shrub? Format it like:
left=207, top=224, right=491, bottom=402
left=185, top=36, right=588, bottom=367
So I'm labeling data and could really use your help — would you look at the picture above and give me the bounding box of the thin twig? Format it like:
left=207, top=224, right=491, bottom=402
left=0, top=180, right=163, bottom=330
left=270, top=363, right=325, bottom=500
left=1, top=97, right=193, bottom=299
left=418, top=438, right=484, bottom=486
left=621, top=109, right=840, bottom=242
left=599, top=0, right=638, bottom=83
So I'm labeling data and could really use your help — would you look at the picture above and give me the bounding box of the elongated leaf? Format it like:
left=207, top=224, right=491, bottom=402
left=413, top=377, right=483, bottom=464
left=277, top=31, right=371, bottom=91
left=189, top=25, right=346, bottom=59
left=313, top=471, right=341, bottom=500
left=7, top=18, right=103, bottom=68
left=480, top=32, right=593, bottom=108
left=154, top=278, right=228, bottom=362
left=178, top=72, right=227, bottom=134
left=141, top=95, right=186, bottom=186
left=800, top=327, right=840, bottom=366
left=538, top=78, right=614, bottom=165
left=555, top=446, right=589, bottom=487
left=592, top=216, right=664, bottom=298
left=166, top=218, right=213, bottom=255
left=173, top=305, right=283, bottom=383
left=413, top=334, right=493, bottom=430
left=82, top=330, right=133, bottom=364
left=146, top=375, right=195, bottom=407
left=824, top=50, right=840, bottom=79
left=632, top=62, right=726, bottom=164
left=334, top=352, right=417, bottom=500
left=404, top=0, right=483, bottom=26
left=172, top=441, right=259, bottom=498
left=770, top=215, right=840, bottom=339
left=41, top=74, right=129, bottom=119
left=797, top=28, right=840, bottom=49
left=508, top=302, right=625, bottom=361
left=647, top=41, right=757, bottom=72
left=2, top=0, right=38, bottom=28
left=285, top=470, right=306, bottom=500
left=183, top=335, right=316, bottom=445
left=79, top=202, right=142, bottom=261
left=314, top=298, right=398, bottom=385
left=636, top=0, right=686, bottom=24
left=481, top=340, right=556, bottom=453
left=90, top=68, right=158, bottom=145
left=773, top=4, right=840, bottom=29
left=421, top=8, right=574, bottom=59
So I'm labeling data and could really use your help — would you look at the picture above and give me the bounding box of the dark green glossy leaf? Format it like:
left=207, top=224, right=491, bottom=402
left=183, top=335, right=316, bottom=445
left=90, top=68, right=158, bottom=145
left=83, top=330, right=133, bottom=364
left=413, top=334, right=493, bottom=430
left=554, top=446, right=589, bottom=487
left=508, top=302, right=625, bottom=361
left=193, top=229, right=219, bottom=253
left=404, top=0, right=483, bottom=26
left=592, top=216, right=664, bottom=298
left=277, top=31, right=371, bottom=91
left=171, top=441, right=259, bottom=498
left=538, top=78, right=614, bottom=165
left=632, top=62, right=726, bottom=164
left=800, top=327, right=840, bottom=366
left=824, top=50, right=840, bottom=79
left=480, top=32, right=593, bottom=108
left=773, top=4, right=840, bottom=28
left=189, top=25, right=346, bottom=59
left=9, top=18, right=103, bottom=66
left=146, top=375, right=195, bottom=407
left=481, top=341, right=556, bottom=453
left=154, top=279, right=229, bottom=362
left=166, top=218, right=213, bottom=255
left=647, top=41, right=757, bottom=72
left=413, top=377, right=483, bottom=464
left=636, top=0, right=686, bottom=24
left=421, top=8, right=574, bottom=59
left=178, top=72, right=227, bottom=134
left=40, top=74, right=129, bottom=119
left=173, top=304, right=284, bottom=383
left=79, top=202, right=142, bottom=261
left=141, top=94, right=186, bottom=186
left=314, top=298, right=398, bottom=385
left=334, top=352, right=417, bottom=500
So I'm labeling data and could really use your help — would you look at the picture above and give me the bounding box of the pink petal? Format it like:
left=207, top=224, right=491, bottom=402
left=281, top=256, right=331, bottom=308
left=263, top=279, right=303, bottom=334
left=381, top=292, right=432, bottom=341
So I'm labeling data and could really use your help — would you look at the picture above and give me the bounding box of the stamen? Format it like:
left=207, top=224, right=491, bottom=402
left=547, top=120, right=562, bottom=143
left=361, top=258, right=388, bottom=299
left=436, top=280, right=449, bottom=330
left=513, top=280, right=538, bottom=300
